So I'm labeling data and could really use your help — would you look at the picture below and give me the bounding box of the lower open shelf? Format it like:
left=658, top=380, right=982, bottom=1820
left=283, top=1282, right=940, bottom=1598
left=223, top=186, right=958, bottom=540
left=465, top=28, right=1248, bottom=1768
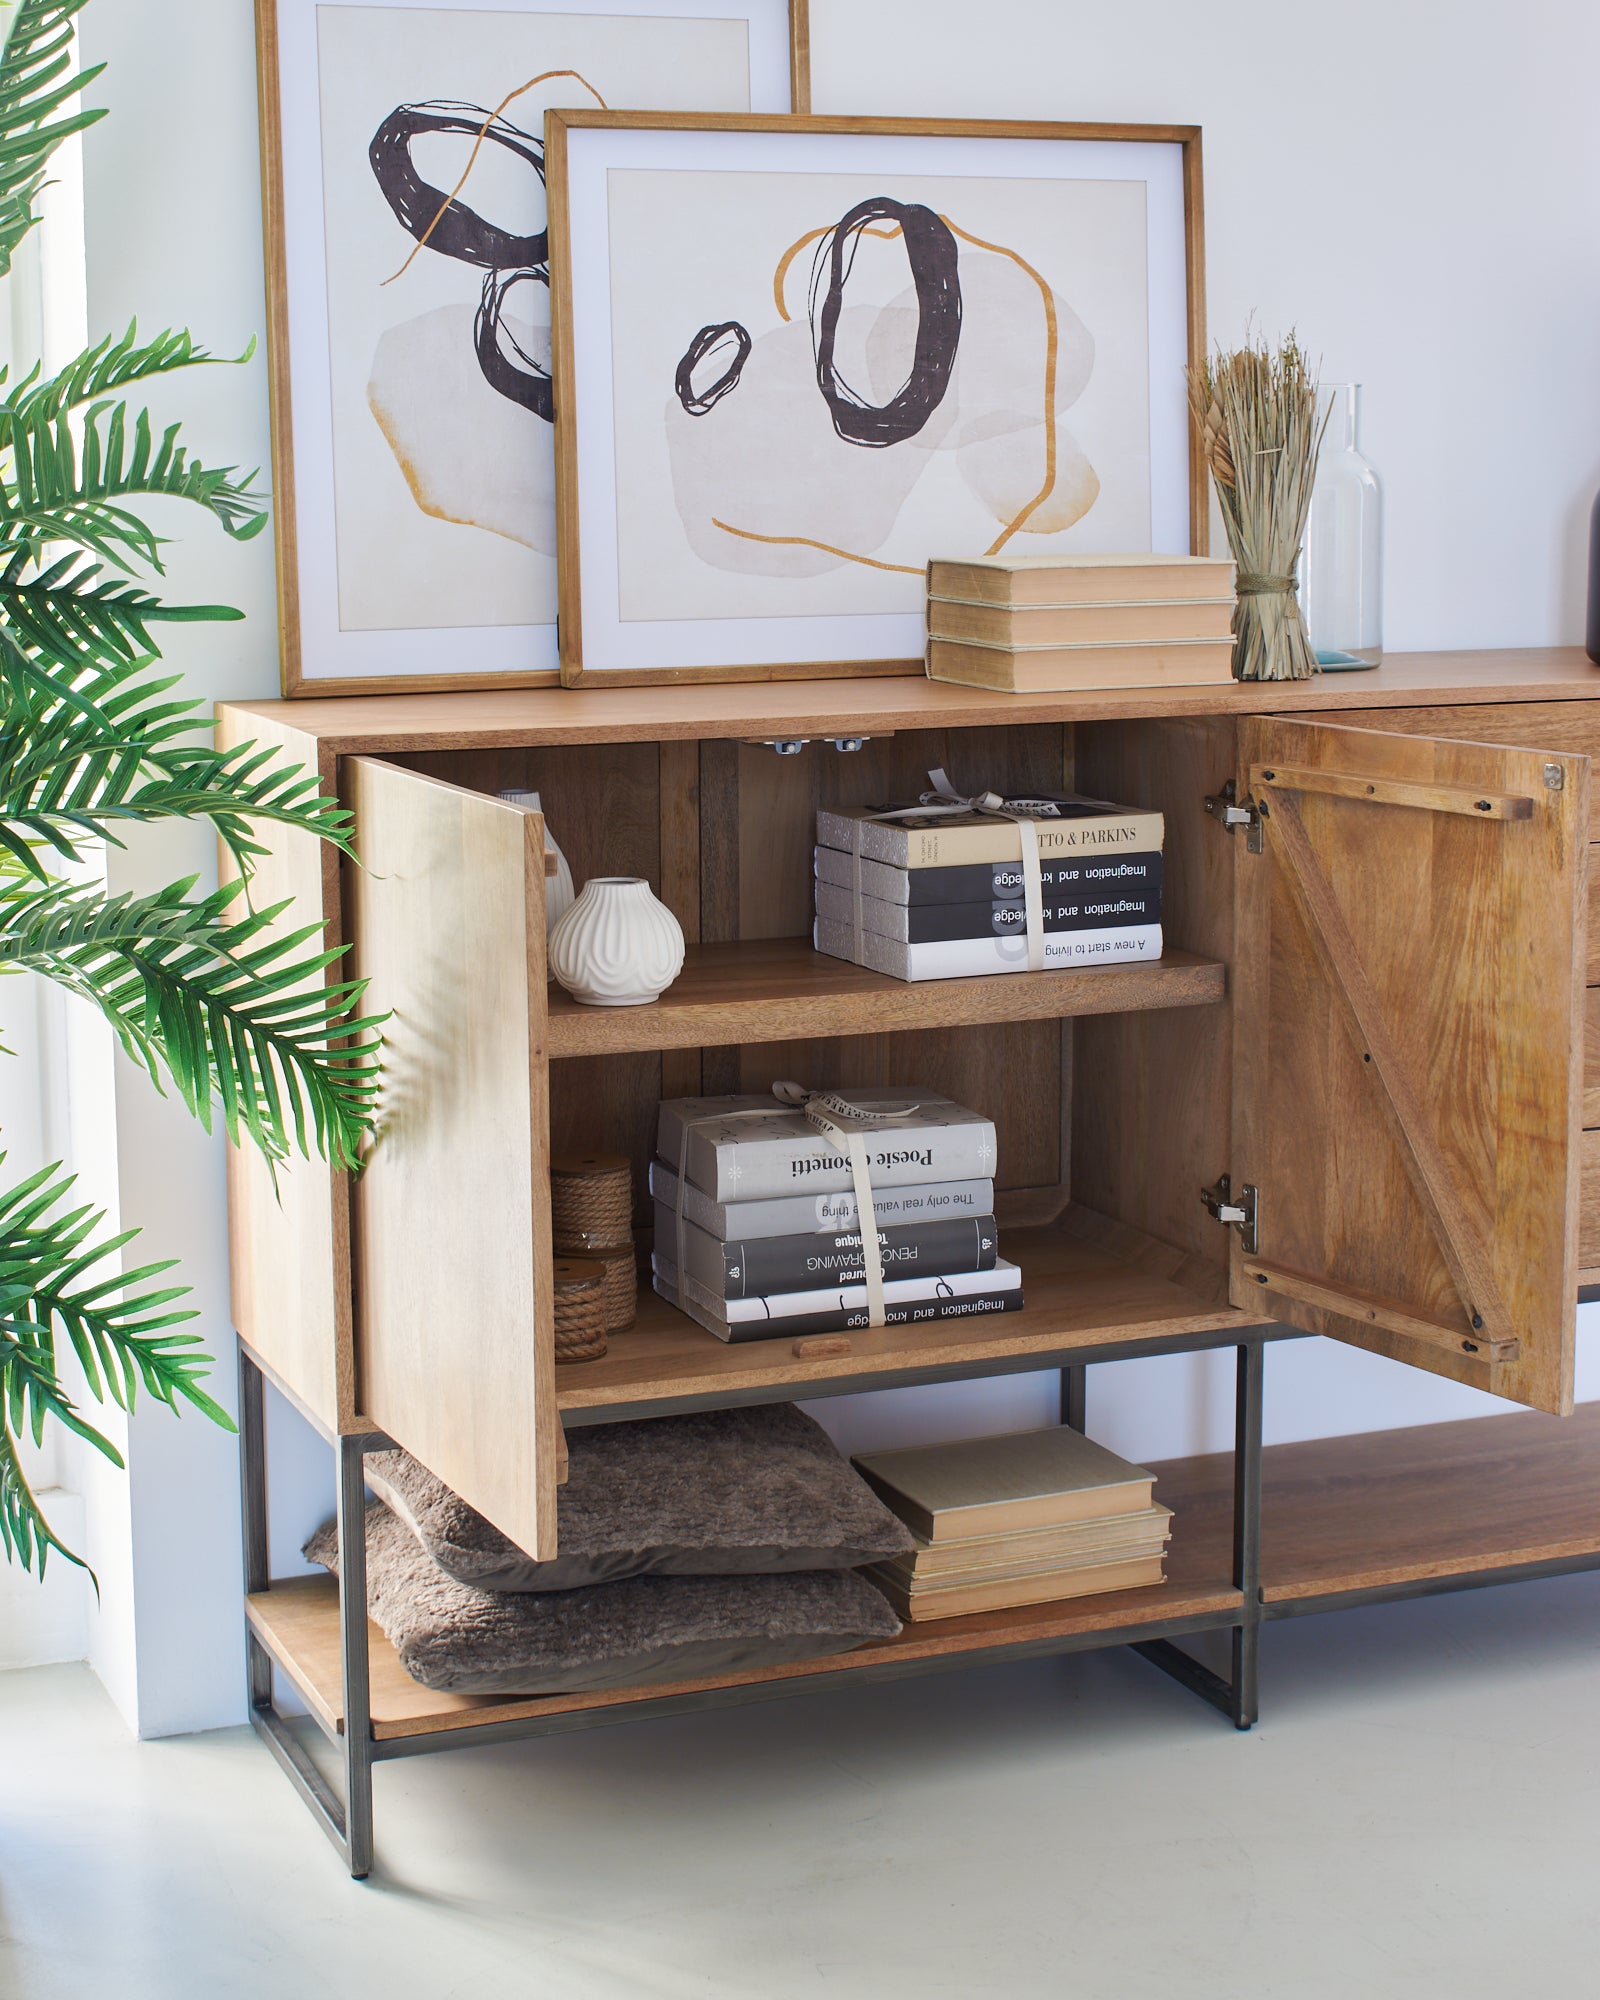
left=245, top=1402, right=1600, bottom=1744
left=556, top=1206, right=1243, bottom=1421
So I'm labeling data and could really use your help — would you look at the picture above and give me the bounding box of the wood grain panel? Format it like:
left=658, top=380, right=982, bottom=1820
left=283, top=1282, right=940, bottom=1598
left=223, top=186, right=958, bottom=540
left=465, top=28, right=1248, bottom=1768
left=248, top=1559, right=1241, bottom=1740
left=346, top=759, right=558, bottom=1558
left=1344, top=702, right=1600, bottom=834
left=229, top=650, right=1600, bottom=754
left=215, top=704, right=353, bottom=1429
left=1157, top=1403, right=1600, bottom=1602
left=1586, top=989, right=1600, bottom=1126
left=1072, top=716, right=1238, bottom=1291
left=1580, top=1128, right=1600, bottom=1265
left=1232, top=717, right=1585, bottom=1413
left=547, top=939, right=1223, bottom=1056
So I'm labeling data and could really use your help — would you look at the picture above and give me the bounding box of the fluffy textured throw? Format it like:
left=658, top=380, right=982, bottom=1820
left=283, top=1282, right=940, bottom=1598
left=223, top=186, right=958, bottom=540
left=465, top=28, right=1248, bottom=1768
left=363, top=1402, right=915, bottom=1591
left=305, top=1500, right=902, bottom=1694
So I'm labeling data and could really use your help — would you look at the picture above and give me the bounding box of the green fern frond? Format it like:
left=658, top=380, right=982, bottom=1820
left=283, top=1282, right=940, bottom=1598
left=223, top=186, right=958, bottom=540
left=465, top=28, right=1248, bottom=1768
left=0, top=1, right=106, bottom=277
left=0, top=642, right=356, bottom=874
left=0, top=396, right=267, bottom=573
left=0, top=1417, right=85, bottom=1577
left=0, top=877, right=385, bottom=1168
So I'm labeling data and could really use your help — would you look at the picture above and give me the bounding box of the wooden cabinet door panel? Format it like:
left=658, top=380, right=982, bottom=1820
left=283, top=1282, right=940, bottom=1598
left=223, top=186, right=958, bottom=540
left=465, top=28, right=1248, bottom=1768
left=346, top=758, right=559, bottom=1557
left=1232, top=717, right=1586, bottom=1414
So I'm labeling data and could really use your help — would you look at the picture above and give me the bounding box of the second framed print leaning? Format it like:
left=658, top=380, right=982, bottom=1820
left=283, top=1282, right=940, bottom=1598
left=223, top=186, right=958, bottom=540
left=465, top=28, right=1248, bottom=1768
left=548, top=113, right=1205, bottom=685
left=259, top=0, right=809, bottom=695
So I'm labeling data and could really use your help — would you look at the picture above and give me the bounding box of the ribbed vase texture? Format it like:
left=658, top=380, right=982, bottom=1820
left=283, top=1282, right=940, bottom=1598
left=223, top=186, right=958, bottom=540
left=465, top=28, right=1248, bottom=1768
left=548, top=877, right=685, bottom=1006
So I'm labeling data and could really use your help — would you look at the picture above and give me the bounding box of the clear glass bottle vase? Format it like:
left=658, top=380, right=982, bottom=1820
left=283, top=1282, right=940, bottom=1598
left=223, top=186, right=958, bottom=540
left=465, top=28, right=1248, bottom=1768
left=1300, top=382, right=1382, bottom=670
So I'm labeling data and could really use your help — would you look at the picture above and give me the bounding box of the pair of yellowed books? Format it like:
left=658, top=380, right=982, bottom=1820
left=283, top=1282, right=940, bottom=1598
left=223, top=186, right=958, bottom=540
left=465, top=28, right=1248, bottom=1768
left=852, top=1424, right=1172, bottom=1621
left=926, top=552, right=1237, bottom=693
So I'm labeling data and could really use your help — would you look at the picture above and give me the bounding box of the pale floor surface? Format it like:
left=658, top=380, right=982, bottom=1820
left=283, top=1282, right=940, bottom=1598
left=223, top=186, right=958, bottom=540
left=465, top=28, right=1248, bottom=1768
left=2, top=1576, right=1598, bottom=2000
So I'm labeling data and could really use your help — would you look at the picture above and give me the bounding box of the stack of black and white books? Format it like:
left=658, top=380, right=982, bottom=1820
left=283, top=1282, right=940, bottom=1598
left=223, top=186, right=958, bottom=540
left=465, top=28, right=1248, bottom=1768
left=649, top=1090, right=1023, bottom=1342
left=812, top=791, right=1164, bottom=982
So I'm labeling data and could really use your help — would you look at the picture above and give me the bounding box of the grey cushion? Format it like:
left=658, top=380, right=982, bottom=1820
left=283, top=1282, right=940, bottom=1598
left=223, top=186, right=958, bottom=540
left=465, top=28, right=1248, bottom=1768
left=304, top=1501, right=901, bottom=1694
left=363, top=1403, right=915, bottom=1592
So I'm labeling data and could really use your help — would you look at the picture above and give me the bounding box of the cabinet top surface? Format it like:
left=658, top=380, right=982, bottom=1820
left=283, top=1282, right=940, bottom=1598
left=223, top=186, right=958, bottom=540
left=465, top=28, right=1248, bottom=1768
left=218, top=647, right=1599, bottom=754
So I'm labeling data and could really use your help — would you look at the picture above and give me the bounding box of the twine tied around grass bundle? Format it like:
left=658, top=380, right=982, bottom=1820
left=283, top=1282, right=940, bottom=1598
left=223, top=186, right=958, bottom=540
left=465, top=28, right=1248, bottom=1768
left=1188, top=336, right=1329, bottom=681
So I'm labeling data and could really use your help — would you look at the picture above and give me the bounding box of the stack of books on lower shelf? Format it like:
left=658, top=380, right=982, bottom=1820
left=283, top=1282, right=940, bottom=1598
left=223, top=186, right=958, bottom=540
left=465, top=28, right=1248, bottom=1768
left=924, top=552, right=1237, bottom=693
left=852, top=1425, right=1172, bottom=1620
left=648, top=1089, right=1022, bottom=1342
left=813, top=791, right=1164, bottom=980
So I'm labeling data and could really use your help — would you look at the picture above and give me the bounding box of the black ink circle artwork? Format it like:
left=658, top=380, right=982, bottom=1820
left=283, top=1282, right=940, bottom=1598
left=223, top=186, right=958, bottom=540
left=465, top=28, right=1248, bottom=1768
left=809, top=197, right=962, bottom=448
left=370, top=100, right=553, bottom=421
left=369, top=101, right=547, bottom=268
left=476, top=268, right=553, bottom=420
left=673, top=321, right=752, bottom=416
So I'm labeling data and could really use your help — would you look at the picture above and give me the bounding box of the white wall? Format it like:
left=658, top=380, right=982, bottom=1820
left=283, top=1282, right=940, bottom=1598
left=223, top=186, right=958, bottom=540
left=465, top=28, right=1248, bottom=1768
left=26, top=0, right=1600, bottom=1731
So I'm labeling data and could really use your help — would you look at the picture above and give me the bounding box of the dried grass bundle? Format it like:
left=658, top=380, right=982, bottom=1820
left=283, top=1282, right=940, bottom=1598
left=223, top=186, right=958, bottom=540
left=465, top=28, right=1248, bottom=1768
left=1188, top=335, right=1328, bottom=681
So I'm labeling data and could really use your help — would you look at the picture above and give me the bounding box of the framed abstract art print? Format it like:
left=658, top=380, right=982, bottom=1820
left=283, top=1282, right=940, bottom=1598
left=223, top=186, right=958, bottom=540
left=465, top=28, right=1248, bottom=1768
left=545, top=112, right=1205, bottom=686
left=257, top=0, right=808, bottom=694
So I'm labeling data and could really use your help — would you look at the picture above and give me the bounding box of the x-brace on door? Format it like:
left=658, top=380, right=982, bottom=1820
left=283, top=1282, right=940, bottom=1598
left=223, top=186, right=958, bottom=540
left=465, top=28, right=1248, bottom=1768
left=1229, top=715, right=1586, bottom=1415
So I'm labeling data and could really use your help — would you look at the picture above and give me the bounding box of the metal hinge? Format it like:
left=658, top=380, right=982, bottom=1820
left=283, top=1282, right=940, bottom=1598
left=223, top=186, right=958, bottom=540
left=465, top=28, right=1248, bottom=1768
left=1204, top=779, right=1265, bottom=853
left=1201, top=1174, right=1259, bottom=1254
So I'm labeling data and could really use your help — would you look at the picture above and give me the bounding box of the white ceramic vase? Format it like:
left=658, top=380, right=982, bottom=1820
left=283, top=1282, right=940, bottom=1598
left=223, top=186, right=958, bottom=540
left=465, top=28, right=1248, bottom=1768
left=498, top=789, right=575, bottom=968
left=548, top=877, right=685, bottom=1007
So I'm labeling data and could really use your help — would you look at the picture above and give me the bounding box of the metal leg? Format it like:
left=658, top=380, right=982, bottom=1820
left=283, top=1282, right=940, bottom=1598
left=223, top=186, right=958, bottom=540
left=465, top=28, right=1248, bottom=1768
left=238, top=1348, right=273, bottom=1710
left=1230, top=1339, right=1265, bottom=1729
left=1131, top=1338, right=1266, bottom=1728
left=1060, top=1364, right=1086, bottom=1432
left=336, top=1433, right=375, bottom=1879
left=238, top=1348, right=377, bottom=1878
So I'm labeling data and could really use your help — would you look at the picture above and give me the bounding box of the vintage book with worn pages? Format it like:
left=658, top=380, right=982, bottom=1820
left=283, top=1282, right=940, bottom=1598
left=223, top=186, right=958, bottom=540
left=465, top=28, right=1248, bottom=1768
left=927, top=551, right=1235, bottom=608
left=852, top=1425, right=1158, bottom=1542
left=928, top=595, right=1235, bottom=646
left=875, top=1504, right=1175, bottom=1581
left=926, top=635, right=1236, bottom=693
left=865, top=1554, right=1167, bottom=1620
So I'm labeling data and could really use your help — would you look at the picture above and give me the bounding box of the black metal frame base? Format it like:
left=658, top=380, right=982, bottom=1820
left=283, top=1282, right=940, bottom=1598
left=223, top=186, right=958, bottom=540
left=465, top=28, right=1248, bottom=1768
left=239, top=1336, right=1275, bottom=1878
left=241, top=1332, right=1600, bottom=1879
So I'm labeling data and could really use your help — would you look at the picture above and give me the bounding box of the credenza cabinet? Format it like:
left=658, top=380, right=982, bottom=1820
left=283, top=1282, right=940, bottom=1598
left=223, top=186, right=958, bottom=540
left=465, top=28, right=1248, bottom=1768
left=220, top=649, right=1600, bottom=1876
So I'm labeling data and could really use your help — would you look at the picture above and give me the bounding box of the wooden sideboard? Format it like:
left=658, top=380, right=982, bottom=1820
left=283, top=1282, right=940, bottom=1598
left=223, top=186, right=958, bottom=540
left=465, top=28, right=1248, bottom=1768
left=220, top=647, right=1600, bottom=1876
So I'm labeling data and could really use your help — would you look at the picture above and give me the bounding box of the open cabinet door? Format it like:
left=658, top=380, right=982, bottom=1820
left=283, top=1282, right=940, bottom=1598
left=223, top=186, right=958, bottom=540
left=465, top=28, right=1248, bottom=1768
left=1231, top=716, right=1587, bottom=1415
left=346, top=758, right=560, bottom=1556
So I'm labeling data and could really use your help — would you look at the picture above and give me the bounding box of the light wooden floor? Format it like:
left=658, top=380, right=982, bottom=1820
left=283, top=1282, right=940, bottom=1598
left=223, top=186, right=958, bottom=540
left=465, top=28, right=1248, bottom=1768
left=4, top=1573, right=1597, bottom=1999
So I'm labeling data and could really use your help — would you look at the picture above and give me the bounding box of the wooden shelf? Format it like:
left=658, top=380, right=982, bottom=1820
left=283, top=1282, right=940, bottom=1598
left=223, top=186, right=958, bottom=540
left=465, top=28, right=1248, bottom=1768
left=546, top=939, right=1225, bottom=1057
left=227, top=647, right=1599, bottom=754
left=556, top=1210, right=1242, bottom=1419
left=1157, top=1402, right=1600, bottom=1603
left=244, top=1401, right=1600, bottom=1744
left=247, top=1546, right=1240, bottom=1745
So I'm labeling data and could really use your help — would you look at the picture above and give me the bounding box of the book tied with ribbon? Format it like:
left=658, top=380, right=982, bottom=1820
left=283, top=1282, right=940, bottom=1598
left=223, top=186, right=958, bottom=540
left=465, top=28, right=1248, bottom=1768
left=650, top=1084, right=1021, bottom=1343
left=813, top=768, right=1165, bottom=981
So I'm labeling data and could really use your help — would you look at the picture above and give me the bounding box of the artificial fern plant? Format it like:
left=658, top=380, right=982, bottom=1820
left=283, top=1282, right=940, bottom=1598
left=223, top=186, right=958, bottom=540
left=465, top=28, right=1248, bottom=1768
left=0, top=0, right=381, bottom=1578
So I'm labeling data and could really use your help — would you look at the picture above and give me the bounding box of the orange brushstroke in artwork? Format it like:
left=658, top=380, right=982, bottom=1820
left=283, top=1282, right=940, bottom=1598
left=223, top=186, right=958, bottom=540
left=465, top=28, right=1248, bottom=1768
left=710, top=518, right=923, bottom=575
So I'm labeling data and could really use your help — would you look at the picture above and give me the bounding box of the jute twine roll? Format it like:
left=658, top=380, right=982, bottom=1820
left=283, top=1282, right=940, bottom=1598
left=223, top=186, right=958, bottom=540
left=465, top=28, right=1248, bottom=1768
left=550, top=1153, right=633, bottom=1246
left=552, top=1257, right=607, bottom=1363
left=551, top=1153, right=636, bottom=1332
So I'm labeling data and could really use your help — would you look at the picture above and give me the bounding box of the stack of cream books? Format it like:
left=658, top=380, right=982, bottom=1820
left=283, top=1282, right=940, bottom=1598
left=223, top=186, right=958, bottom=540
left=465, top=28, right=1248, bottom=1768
left=926, top=552, right=1237, bottom=692
left=852, top=1424, right=1172, bottom=1620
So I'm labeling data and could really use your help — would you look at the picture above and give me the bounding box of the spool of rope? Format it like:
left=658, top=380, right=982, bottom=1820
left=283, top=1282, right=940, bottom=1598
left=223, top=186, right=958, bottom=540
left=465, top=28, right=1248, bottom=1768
left=552, top=1258, right=607, bottom=1363
left=552, top=1153, right=637, bottom=1331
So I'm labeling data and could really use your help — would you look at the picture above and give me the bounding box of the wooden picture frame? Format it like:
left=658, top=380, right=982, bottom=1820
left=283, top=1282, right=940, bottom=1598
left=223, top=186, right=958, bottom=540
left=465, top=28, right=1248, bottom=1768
left=546, top=112, right=1206, bottom=688
left=256, top=0, right=811, bottom=698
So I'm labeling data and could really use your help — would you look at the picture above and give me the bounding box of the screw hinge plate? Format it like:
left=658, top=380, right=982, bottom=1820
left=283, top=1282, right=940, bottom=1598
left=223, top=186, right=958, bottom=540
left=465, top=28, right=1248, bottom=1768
left=1201, top=1174, right=1259, bottom=1255
left=1204, top=779, right=1265, bottom=853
